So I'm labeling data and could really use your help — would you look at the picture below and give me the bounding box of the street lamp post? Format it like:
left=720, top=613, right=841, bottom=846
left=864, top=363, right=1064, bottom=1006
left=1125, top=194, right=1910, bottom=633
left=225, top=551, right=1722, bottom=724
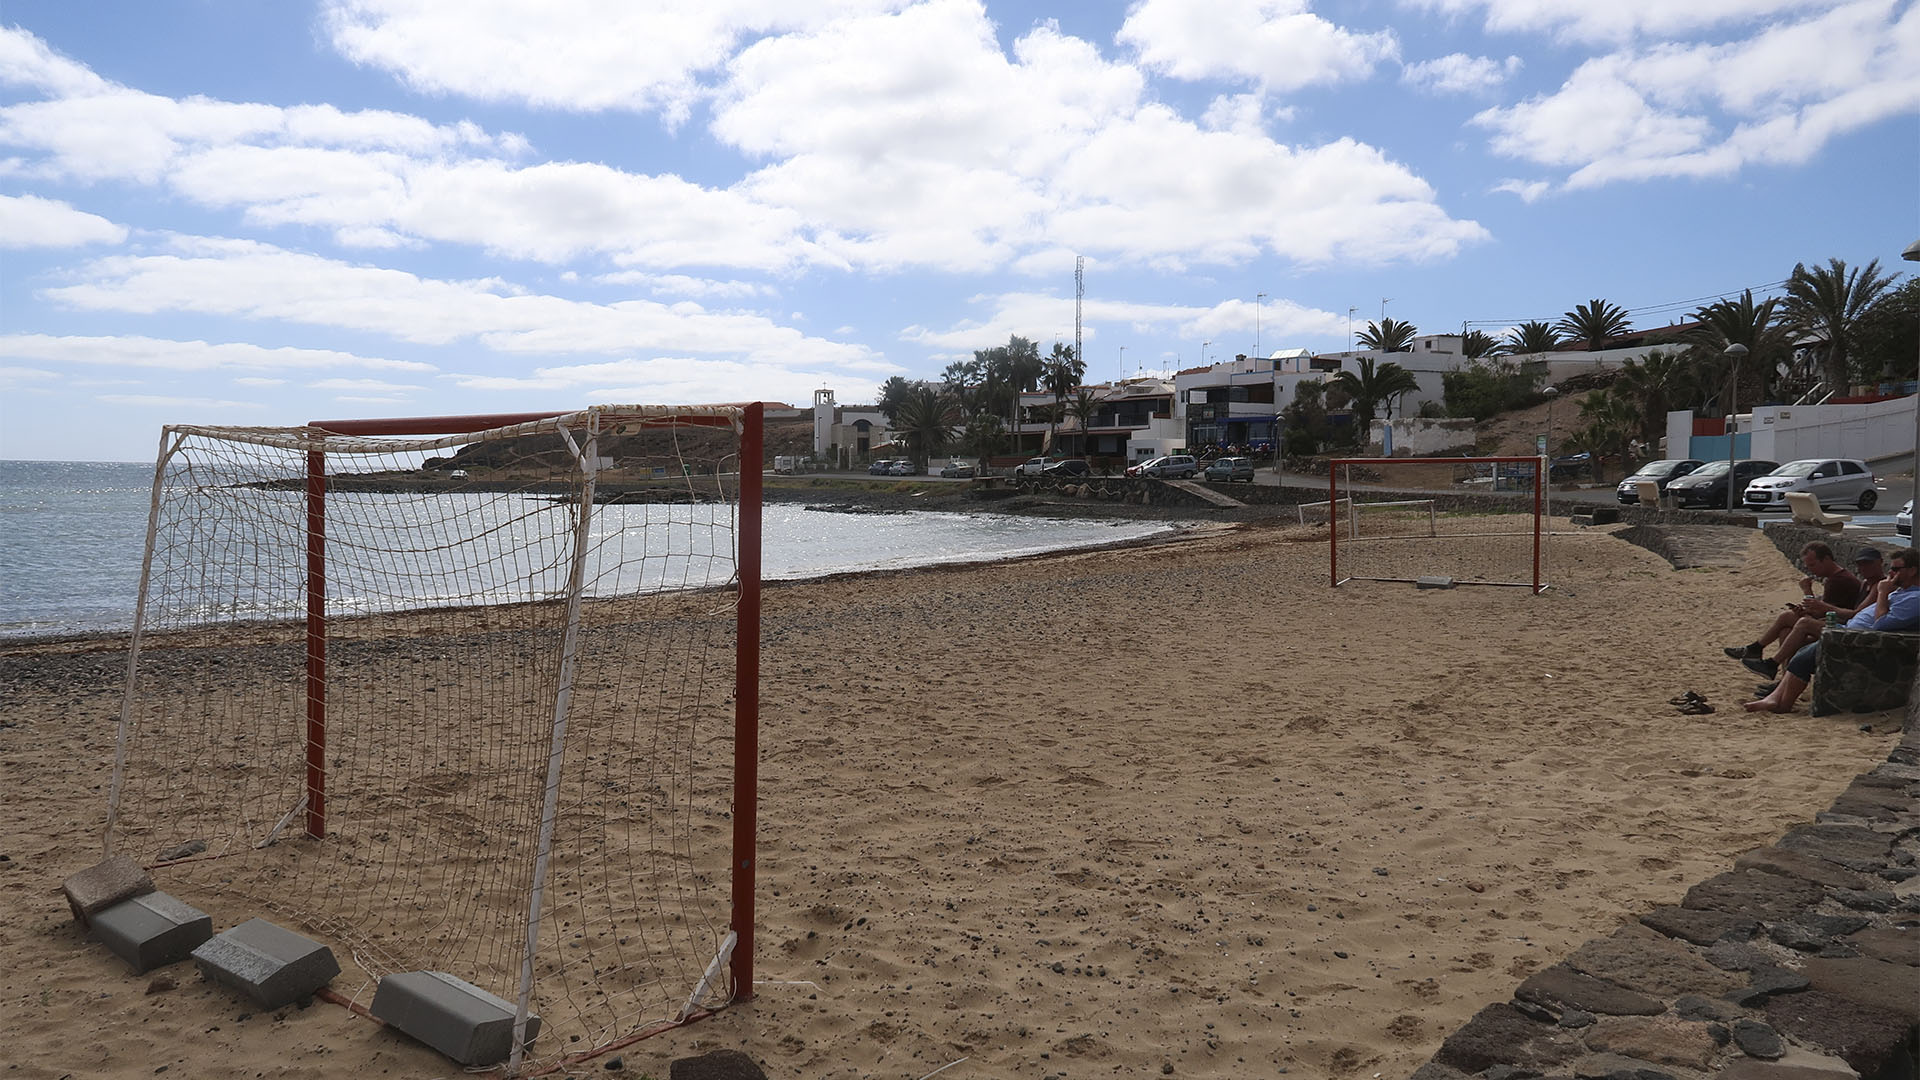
left=1542, top=383, right=1559, bottom=520
left=1724, top=342, right=1749, bottom=513
left=1903, top=237, right=1920, bottom=515
left=1255, top=292, right=1266, bottom=359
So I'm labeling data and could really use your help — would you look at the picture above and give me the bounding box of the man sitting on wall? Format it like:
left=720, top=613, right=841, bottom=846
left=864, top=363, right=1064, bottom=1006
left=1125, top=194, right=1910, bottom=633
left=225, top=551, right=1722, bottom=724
left=1735, top=546, right=1886, bottom=680
left=1743, top=547, right=1920, bottom=714
left=1721, top=542, right=1864, bottom=675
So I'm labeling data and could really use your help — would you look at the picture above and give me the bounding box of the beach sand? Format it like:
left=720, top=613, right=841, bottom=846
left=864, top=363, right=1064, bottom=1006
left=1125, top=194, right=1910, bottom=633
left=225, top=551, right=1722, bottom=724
left=0, top=517, right=1900, bottom=1079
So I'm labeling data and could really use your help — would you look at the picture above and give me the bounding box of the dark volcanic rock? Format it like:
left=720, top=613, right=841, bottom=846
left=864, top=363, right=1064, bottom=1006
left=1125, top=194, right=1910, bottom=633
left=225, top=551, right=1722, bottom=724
left=1776, top=824, right=1892, bottom=870
left=1844, top=925, right=1920, bottom=967
left=1764, top=989, right=1912, bottom=1075
left=1730, top=1019, right=1784, bottom=1059
left=1799, top=956, right=1920, bottom=1022
left=1703, top=940, right=1768, bottom=971
left=1432, top=1002, right=1581, bottom=1075
left=1733, top=846, right=1872, bottom=889
left=1674, top=993, right=1740, bottom=1022
left=1828, top=887, right=1898, bottom=912
left=1516, top=965, right=1666, bottom=1016
left=1682, top=870, right=1825, bottom=921
left=1638, top=905, right=1757, bottom=946
left=1566, top=933, right=1743, bottom=999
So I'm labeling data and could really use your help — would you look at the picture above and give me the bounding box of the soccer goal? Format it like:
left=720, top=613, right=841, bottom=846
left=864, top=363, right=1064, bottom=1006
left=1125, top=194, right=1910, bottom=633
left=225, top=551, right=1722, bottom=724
left=106, top=403, right=762, bottom=1075
left=1326, top=456, right=1547, bottom=593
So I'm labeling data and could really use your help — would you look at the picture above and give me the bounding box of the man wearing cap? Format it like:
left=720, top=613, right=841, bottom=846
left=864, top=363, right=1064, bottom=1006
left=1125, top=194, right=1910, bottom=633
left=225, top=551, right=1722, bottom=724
left=1727, top=545, right=1886, bottom=680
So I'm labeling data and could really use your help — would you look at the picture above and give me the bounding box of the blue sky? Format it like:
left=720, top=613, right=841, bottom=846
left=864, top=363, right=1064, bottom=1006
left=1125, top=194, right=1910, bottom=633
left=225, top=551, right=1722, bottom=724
left=2, top=0, right=1916, bottom=462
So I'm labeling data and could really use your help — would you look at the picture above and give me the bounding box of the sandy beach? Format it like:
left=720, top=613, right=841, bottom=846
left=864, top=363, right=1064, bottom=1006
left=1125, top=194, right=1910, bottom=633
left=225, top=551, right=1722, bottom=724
left=0, top=515, right=1901, bottom=1079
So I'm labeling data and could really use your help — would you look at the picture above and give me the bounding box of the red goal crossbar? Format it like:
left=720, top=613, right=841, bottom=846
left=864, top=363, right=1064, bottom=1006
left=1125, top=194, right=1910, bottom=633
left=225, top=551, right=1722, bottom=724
left=1327, top=456, right=1546, bottom=594
left=299, top=403, right=763, bottom=1004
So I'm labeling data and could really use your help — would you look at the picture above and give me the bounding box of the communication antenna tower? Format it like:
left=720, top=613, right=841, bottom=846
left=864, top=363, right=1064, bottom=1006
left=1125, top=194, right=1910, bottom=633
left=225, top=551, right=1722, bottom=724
left=1074, top=256, right=1084, bottom=378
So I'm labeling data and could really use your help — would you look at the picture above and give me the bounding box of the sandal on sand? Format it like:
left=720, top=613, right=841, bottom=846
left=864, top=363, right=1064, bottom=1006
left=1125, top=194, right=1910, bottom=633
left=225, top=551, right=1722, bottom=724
left=1679, top=700, right=1714, bottom=715
left=1668, top=691, right=1705, bottom=706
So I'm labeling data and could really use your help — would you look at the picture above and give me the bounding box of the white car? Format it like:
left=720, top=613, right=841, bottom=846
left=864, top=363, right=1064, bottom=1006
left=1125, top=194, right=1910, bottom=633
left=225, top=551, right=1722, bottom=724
left=1899, top=499, right=1912, bottom=537
left=1014, top=457, right=1049, bottom=477
left=1127, top=454, right=1200, bottom=479
left=1742, top=458, right=1880, bottom=511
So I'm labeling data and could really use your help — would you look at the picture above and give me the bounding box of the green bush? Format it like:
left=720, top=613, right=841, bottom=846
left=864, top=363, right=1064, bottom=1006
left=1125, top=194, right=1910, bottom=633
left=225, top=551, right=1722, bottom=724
left=1442, top=359, right=1545, bottom=420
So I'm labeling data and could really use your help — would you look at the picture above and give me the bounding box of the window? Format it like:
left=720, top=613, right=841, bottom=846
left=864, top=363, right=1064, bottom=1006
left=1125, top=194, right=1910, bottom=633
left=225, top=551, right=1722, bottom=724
left=1840, top=461, right=1865, bottom=475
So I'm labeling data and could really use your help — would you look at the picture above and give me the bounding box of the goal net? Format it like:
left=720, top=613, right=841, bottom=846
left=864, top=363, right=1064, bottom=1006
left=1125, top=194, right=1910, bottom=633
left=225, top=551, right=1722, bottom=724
left=106, top=404, right=762, bottom=1075
left=1325, top=456, right=1547, bottom=592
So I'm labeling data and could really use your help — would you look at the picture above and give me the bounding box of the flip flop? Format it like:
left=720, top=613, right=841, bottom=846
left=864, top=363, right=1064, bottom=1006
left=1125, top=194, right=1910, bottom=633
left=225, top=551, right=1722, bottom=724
left=1668, top=691, right=1705, bottom=706
left=1679, top=701, right=1715, bottom=715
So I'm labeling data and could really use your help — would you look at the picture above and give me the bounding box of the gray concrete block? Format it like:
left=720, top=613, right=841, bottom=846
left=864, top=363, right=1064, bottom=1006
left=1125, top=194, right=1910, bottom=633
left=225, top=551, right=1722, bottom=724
left=191, top=918, right=339, bottom=1009
left=1416, top=576, right=1456, bottom=589
left=62, top=855, right=154, bottom=927
left=370, top=970, right=539, bottom=1066
left=91, top=891, right=212, bottom=974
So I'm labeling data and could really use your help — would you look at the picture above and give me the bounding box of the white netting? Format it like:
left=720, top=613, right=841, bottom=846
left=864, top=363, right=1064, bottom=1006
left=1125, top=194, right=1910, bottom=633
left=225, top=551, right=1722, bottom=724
left=1328, top=458, right=1548, bottom=590
left=107, top=405, right=751, bottom=1073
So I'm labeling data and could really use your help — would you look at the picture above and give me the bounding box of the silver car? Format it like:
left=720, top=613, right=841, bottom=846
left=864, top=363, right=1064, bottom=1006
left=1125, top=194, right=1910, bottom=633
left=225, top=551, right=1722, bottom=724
left=1742, top=458, right=1879, bottom=511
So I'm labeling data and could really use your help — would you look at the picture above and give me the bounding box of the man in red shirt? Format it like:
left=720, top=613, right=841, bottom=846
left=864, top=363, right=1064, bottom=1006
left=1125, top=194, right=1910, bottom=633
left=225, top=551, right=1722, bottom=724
left=1723, top=543, right=1874, bottom=679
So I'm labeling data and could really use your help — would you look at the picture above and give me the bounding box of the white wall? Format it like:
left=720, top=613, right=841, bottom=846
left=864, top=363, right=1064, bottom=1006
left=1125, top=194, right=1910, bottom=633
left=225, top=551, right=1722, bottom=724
left=1667, top=396, right=1917, bottom=464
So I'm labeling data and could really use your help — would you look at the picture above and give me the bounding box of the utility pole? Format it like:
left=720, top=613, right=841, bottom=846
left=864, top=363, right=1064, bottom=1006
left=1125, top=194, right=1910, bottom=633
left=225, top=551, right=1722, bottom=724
left=1118, top=346, right=1126, bottom=381
left=1074, top=255, right=1084, bottom=400
left=1256, top=292, right=1266, bottom=359
left=1347, top=306, right=1356, bottom=353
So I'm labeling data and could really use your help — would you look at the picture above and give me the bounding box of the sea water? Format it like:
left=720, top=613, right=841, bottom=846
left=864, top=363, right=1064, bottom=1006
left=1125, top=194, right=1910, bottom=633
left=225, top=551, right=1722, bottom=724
left=0, top=460, right=1179, bottom=639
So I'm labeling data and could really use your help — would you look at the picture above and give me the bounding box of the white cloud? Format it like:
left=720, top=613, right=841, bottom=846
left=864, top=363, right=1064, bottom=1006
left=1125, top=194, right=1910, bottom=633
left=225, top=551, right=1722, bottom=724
left=96, top=394, right=264, bottom=410
left=1491, top=178, right=1552, bottom=201
left=442, top=355, right=869, bottom=413
left=899, top=290, right=1344, bottom=353
left=592, top=272, right=778, bottom=299
left=1471, top=1, right=1920, bottom=186
left=1118, top=0, right=1399, bottom=92
left=0, top=193, right=127, bottom=248
left=1402, top=53, right=1522, bottom=95
left=232, top=376, right=288, bottom=387
left=321, top=0, right=907, bottom=124
left=0, top=333, right=436, bottom=373
left=38, top=237, right=892, bottom=377
left=1406, top=0, right=1829, bottom=44
left=306, top=377, right=426, bottom=392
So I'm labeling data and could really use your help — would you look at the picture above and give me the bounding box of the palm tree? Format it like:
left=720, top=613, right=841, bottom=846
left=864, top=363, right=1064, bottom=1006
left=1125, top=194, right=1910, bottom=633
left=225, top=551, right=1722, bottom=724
left=1556, top=299, right=1632, bottom=351
left=1610, top=349, right=1699, bottom=443
left=1683, top=289, right=1793, bottom=405
left=1460, top=330, right=1501, bottom=359
left=1782, top=257, right=1899, bottom=394
left=1042, top=343, right=1085, bottom=452
left=1356, top=317, right=1416, bottom=352
left=875, top=376, right=914, bottom=422
left=1505, top=320, right=1561, bottom=354
left=1066, top=388, right=1099, bottom=459
left=1331, top=357, right=1421, bottom=428
left=1571, top=389, right=1640, bottom=482
left=960, top=412, right=1006, bottom=464
left=892, top=383, right=959, bottom=467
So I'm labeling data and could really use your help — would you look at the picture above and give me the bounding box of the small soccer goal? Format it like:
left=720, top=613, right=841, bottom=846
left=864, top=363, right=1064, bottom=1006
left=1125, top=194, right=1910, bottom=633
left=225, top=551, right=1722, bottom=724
left=1326, top=456, right=1548, bottom=593
left=106, top=404, right=763, bottom=1075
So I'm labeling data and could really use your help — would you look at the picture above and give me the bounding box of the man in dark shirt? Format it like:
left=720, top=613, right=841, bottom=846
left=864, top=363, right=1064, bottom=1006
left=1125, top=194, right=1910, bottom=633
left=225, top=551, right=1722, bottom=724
left=1723, top=542, right=1865, bottom=677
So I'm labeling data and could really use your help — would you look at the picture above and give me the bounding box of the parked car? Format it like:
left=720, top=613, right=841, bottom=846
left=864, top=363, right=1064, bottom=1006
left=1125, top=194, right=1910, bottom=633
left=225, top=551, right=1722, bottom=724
left=939, top=460, right=975, bottom=478
left=1014, top=457, right=1049, bottom=477
left=1615, top=459, right=1705, bottom=504
left=888, top=459, right=920, bottom=476
left=868, top=458, right=897, bottom=475
left=1662, top=458, right=1779, bottom=508
left=1202, top=456, right=1255, bottom=483
left=1128, top=454, right=1200, bottom=479
left=1900, top=499, right=1913, bottom=537
left=1743, top=458, right=1879, bottom=511
left=1041, top=459, right=1090, bottom=478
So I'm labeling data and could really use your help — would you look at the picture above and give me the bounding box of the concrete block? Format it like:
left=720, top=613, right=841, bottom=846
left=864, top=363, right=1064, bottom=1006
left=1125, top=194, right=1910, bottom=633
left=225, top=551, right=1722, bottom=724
left=191, top=918, right=339, bottom=1009
left=62, top=855, right=154, bottom=927
left=91, top=891, right=212, bottom=974
left=370, top=971, right=539, bottom=1066
left=1416, top=576, right=1456, bottom=589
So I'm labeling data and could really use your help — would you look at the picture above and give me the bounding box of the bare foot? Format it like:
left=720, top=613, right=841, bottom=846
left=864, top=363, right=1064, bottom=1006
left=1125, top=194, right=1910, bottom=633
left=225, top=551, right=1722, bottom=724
left=1742, top=699, right=1790, bottom=713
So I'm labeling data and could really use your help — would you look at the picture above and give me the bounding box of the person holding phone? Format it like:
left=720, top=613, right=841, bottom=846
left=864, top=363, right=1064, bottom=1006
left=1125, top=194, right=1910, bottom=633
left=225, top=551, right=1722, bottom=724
left=1722, top=542, right=1865, bottom=676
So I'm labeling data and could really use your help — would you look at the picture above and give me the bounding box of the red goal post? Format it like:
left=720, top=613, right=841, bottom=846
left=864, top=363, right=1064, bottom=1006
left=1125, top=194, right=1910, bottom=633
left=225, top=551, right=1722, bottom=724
left=1327, top=455, right=1547, bottom=594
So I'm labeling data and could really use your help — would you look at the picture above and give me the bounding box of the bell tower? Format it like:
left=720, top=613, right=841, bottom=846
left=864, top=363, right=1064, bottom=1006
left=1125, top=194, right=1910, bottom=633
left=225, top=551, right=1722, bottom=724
left=813, top=389, right=835, bottom=454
